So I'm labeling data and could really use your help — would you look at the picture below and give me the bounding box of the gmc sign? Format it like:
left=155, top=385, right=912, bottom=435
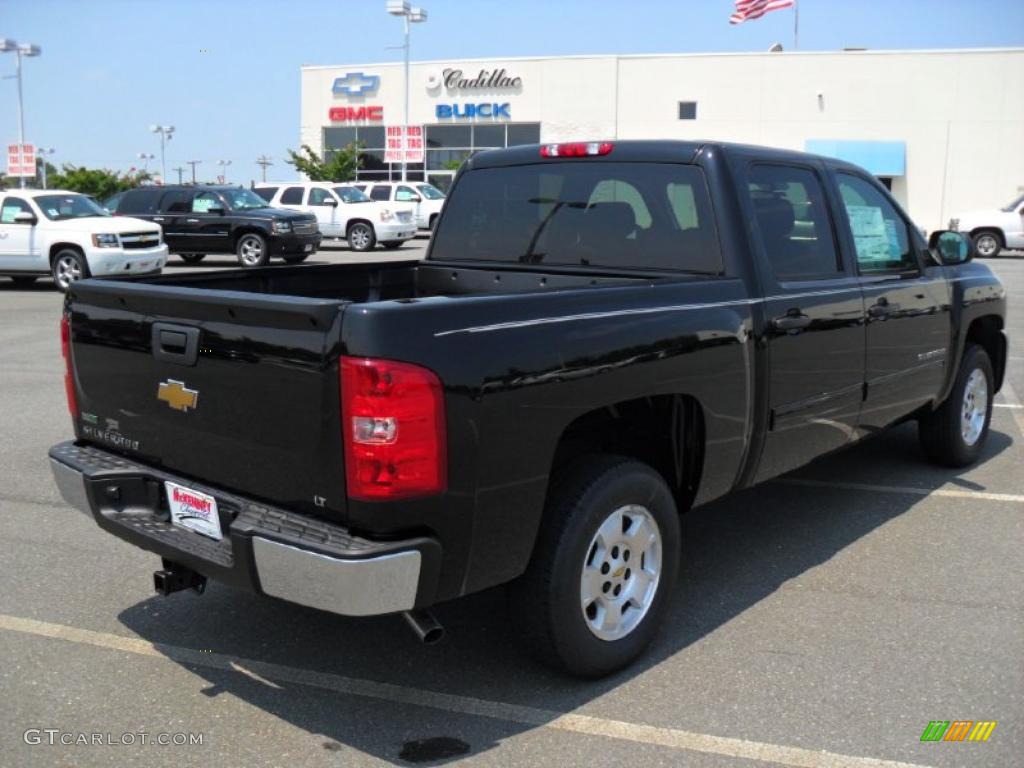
left=329, top=106, right=384, bottom=122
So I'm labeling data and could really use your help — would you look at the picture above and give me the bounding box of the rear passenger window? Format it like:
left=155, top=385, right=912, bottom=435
left=280, top=187, right=304, bottom=205
left=429, top=162, right=723, bottom=274
left=118, top=189, right=161, bottom=215
left=308, top=188, right=334, bottom=205
left=747, top=165, right=839, bottom=279
left=253, top=187, right=278, bottom=203
left=836, top=173, right=916, bottom=273
left=370, top=186, right=391, bottom=201
left=159, top=191, right=192, bottom=213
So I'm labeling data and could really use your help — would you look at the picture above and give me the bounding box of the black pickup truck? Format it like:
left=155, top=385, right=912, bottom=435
left=50, top=141, right=1007, bottom=677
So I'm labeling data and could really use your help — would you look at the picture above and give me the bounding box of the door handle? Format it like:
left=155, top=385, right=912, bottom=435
left=153, top=217, right=164, bottom=221
left=868, top=301, right=898, bottom=318
left=186, top=218, right=200, bottom=224
left=772, top=311, right=812, bottom=331
left=151, top=323, right=200, bottom=366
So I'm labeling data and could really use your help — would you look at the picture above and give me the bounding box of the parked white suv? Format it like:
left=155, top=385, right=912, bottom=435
left=0, top=189, right=168, bottom=291
left=254, top=182, right=416, bottom=252
left=351, top=182, right=446, bottom=231
left=949, top=193, right=1024, bottom=257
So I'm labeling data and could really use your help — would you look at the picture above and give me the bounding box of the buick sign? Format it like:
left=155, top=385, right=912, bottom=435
left=436, top=103, right=511, bottom=119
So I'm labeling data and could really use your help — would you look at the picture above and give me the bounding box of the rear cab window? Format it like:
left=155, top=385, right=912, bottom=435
left=280, top=187, right=304, bottom=205
left=429, top=162, right=723, bottom=274
left=253, top=187, right=278, bottom=203
left=369, top=186, right=392, bottom=201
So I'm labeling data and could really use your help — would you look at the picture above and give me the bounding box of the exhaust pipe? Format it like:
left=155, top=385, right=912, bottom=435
left=402, top=609, right=445, bottom=645
left=154, top=559, right=207, bottom=596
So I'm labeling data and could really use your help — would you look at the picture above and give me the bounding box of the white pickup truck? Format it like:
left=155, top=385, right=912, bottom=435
left=0, top=189, right=168, bottom=291
left=950, top=193, right=1024, bottom=257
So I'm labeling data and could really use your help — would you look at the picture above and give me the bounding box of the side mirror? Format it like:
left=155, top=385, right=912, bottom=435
left=13, top=211, right=37, bottom=225
left=324, top=198, right=339, bottom=207
left=207, top=206, right=225, bottom=215
left=928, top=230, right=973, bottom=265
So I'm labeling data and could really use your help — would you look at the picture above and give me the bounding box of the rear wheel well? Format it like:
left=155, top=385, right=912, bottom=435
left=551, top=395, right=705, bottom=513
left=966, top=315, right=1006, bottom=391
left=49, top=243, right=84, bottom=265
left=969, top=227, right=1005, bottom=246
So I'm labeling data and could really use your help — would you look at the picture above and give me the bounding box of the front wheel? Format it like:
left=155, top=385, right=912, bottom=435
left=919, top=344, right=994, bottom=467
left=347, top=222, right=376, bottom=252
left=509, top=456, right=680, bottom=677
left=179, top=253, right=206, bottom=264
left=972, top=231, right=1002, bottom=258
left=52, top=248, right=90, bottom=292
left=236, top=233, right=269, bottom=267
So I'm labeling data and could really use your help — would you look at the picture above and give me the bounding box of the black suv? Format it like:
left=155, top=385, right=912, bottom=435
left=109, top=185, right=321, bottom=267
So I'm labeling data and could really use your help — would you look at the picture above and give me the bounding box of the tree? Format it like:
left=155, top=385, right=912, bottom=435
left=47, top=165, right=152, bottom=199
left=285, top=143, right=361, bottom=182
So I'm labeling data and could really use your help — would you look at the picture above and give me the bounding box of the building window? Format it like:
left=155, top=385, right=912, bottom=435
left=678, top=101, right=697, bottom=120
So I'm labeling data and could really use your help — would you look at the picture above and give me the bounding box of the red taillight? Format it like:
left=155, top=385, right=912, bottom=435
left=60, top=314, right=79, bottom=421
left=340, top=356, right=446, bottom=501
left=539, top=142, right=613, bottom=158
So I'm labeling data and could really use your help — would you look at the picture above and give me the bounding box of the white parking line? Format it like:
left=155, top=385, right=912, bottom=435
left=777, top=478, right=1024, bottom=503
left=998, top=378, right=1024, bottom=437
left=0, top=613, right=932, bottom=768
left=994, top=403, right=1023, bottom=409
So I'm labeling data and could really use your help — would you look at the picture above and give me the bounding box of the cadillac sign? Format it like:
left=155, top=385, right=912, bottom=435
left=435, top=68, right=523, bottom=90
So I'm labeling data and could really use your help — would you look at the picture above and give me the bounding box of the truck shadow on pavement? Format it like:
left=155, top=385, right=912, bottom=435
left=117, top=421, right=1014, bottom=765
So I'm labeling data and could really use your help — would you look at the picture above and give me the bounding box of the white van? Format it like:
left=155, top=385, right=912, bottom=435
left=350, top=182, right=446, bottom=231
left=253, top=182, right=416, bottom=252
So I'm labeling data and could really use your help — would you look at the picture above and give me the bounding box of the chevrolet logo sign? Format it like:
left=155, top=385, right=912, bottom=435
left=332, top=71, right=380, bottom=96
left=157, top=379, right=199, bottom=412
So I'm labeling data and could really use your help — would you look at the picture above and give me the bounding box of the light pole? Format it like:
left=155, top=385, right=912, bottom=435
left=217, top=159, right=232, bottom=183
left=386, top=1, right=427, bottom=182
left=1, top=39, right=41, bottom=188
left=186, top=160, right=201, bottom=184
left=137, top=152, right=155, bottom=173
left=171, top=166, right=185, bottom=184
left=37, top=147, right=55, bottom=189
left=256, top=155, right=273, bottom=182
left=149, top=124, right=175, bottom=182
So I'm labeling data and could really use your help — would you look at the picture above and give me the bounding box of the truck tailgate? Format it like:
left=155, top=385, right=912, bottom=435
left=65, top=280, right=349, bottom=521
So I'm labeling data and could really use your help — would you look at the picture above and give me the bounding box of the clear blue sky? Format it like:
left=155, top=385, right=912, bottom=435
left=2, top=0, right=1022, bottom=185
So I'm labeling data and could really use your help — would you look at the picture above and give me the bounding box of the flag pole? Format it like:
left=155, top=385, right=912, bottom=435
left=793, top=0, right=800, bottom=50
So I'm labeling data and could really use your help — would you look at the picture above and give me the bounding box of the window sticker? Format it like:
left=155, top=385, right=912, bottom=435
left=48, top=208, right=60, bottom=217
left=192, top=196, right=217, bottom=213
left=0, top=206, right=19, bottom=223
left=846, top=204, right=891, bottom=263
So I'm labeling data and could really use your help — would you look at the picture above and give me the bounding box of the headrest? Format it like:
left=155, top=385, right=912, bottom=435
left=753, top=195, right=795, bottom=242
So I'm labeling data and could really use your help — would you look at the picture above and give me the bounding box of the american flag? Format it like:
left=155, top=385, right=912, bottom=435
left=729, top=0, right=795, bottom=24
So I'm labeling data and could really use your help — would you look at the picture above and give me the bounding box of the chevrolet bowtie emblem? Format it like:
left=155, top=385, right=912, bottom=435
left=157, top=379, right=199, bottom=412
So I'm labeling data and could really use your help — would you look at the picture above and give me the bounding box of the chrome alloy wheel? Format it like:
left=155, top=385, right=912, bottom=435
left=349, top=224, right=372, bottom=251
left=580, top=504, right=662, bottom=641
left=238, top=235, right=264, bottom=265
left=54, top=254, right=83, bottom=289
left=961, top=368, right=988, bottom=446
left=975, top=234, right=998, bottom=258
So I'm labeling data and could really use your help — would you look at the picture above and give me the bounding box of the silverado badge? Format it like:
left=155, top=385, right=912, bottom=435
left=157, top=379, right=199, bottom=412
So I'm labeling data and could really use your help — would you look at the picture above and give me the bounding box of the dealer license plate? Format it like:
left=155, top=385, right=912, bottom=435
left=165, top=481, right=223, bottom=541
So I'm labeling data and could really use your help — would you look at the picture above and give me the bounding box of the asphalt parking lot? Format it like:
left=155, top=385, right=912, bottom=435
left=1, top=247, right=1021, bottom=768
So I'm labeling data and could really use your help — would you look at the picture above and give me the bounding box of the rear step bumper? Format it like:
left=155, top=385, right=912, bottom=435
left=49, top=441, right=441, bottom=617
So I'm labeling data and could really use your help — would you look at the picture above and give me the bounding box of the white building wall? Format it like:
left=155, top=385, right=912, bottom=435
left=302, top=48, right=1024, bottom=232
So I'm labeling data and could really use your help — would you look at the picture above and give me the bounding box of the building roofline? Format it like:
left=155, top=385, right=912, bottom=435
left=301, top=46, right=1024, bottom=71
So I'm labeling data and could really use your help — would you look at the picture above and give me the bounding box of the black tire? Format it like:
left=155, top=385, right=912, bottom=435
left=347, top=222, right=376, bottom=252
left=51, top=248, right=90, bottom=292
left=919, top=344, right=994, bottom=467
left=236, top=233, right=269, bottom=267
left=10, top=276, right=37, bottom=288
left=380, top=241, right=403, bottom=249
left=179, top=253, right=206, bottom=264
left=509, top=456, right=681, bottom=678
left=971, top=230, right=1003, bottom=258
left=282, top=252, right=310, bottom=264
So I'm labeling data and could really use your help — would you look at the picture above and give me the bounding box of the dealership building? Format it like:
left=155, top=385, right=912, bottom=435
left=300, top=47, right=1024, bottom=230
